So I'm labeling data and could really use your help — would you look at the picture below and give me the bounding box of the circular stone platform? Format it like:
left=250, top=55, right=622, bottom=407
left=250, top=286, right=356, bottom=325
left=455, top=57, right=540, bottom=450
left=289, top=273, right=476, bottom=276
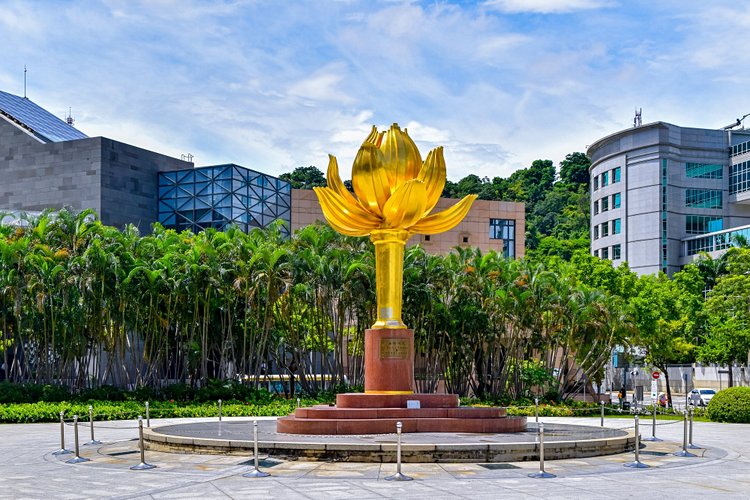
left=144, top=419, right=634, bottom=463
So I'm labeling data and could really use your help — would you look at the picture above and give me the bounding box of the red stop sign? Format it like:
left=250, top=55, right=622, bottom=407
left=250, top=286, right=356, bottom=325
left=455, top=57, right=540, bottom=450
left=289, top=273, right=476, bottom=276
left=652, top=371, right=660, bottom=379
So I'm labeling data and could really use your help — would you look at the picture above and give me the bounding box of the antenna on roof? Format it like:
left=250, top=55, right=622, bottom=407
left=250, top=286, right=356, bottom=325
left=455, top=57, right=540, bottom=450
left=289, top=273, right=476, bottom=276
left=633, top=108, right=642, bottom=128
left=23, top=65, right=27, bottom=98
left=66, top=107, right=75, bottom=126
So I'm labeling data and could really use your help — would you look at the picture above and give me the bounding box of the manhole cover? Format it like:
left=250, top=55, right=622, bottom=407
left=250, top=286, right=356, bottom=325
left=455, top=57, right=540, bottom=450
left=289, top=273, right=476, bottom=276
left=479, top=463, right=521, bottom=470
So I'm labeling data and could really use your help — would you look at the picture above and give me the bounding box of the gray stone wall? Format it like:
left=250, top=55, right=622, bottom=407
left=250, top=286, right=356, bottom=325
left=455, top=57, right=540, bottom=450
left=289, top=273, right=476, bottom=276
left=0, top=118, right=102, bottom=214
left=99, top=138, right=191, bottom=230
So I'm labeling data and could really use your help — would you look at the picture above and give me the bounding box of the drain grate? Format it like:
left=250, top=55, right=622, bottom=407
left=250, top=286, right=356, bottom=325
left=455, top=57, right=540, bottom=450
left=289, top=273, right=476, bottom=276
left=238, top=458, right=283, bottom=468
left=107, top=450, right=139, bottom=456
left=479, top=463, right=521, bottom=470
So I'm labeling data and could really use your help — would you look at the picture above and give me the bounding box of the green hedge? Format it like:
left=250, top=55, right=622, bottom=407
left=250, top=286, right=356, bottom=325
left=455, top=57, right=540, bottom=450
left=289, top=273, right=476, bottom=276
left=706, top=387, right=750, bottom=423
left=0, top=399, right=328, bottom=424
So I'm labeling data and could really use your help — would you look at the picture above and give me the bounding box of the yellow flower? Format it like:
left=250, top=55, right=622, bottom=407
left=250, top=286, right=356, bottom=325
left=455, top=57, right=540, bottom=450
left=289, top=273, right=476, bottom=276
left=314, top=123, right=477, bottom=237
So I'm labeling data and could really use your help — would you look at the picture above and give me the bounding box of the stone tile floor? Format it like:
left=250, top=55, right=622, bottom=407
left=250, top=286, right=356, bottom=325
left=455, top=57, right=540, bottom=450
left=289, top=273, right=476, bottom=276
left=0, top=416, right=748, bottom=499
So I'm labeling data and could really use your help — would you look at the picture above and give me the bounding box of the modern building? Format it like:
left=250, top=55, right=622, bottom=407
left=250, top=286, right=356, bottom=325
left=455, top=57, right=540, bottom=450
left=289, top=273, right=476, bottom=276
left=1, top=88, right=524, bottom=255
left=157, top=164, right=292, bottom=237
left=587, top=121, right=750, bottom=275
left=293, top=189, right=525, bottom=257
left=0, top=90, right=193, bottom=229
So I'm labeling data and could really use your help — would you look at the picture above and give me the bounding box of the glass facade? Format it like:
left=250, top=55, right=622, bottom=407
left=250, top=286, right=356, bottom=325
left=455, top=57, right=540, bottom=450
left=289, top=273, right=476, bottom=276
left=489, top=218, right=516, bottom=258
left=661, top=159, right=668, bottom=273
left=685, top=226, right=750, bottom=256
left=685, top=215, right=723, bottom=235
left=685, top=188, right=722, bottom=209
left=686, top=162, right=723, bottom=179
left=158, top=164, right=291, bottom=236
left=730, top=159, right=750, bottom=195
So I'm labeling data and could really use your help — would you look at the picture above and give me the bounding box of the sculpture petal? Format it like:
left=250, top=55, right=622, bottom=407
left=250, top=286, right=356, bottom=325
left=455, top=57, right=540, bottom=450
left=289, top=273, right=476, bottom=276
left=326, top=154, right=366, bottom=211
left=352, top=143, right=391, bottom=217
left=417, top=146, right=446, bottom=216
left=363, top=125, right=384, bottom=147
left=380, top=124, right=422, bottom=193
left=382, top=179, right=427, bottom=229
left=313, top=187, right=380, bottom=236
left=408, top=194, right=478, bottom=234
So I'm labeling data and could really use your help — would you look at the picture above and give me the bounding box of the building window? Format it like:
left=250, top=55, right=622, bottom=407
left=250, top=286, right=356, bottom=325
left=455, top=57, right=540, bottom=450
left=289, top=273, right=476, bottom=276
left=601, top=247, right=609, bottom=260
left=685, top=188, right=722, bottom=209
left=612, top=218, right=621, bottom=235
left=601, top=222, right=609, bottom=237
left=489, top=219, right=515, bottom=258
left=612, top=167, right=621, bottom=183
left=602, top=171, right=609, bottom=187
left=594, top=176, right=599, bottom=191
left=594, top=225, right=599, bottom=239
left=685, top=215, right=723, bottom=235
left=612, top=244, right=621, bottom=260
left=601, top=196, right=609, bottom=212
left=730, top=160, right=750, bottom=195
left=731, top=140, right=750, bottom=157
left=612, top=192, right=621, bottom=209
left=686, top=162, right=723, bottom=179
left=661, top=159, right=668, bottom=273
left=462, top=236, right=469, bottom=244
left=593, top=200, right=599, bottom=215
left=424, top=235, right=431, bottom=242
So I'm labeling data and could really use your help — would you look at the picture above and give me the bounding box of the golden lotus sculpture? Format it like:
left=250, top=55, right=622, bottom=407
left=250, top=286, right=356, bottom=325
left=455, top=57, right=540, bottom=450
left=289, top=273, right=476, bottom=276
left=314, top=123, right=477, bottom=329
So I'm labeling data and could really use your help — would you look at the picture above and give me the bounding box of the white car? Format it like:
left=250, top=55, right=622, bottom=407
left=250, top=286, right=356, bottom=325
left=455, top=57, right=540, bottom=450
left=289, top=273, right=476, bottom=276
left=688, top=388, right=716, bottom=407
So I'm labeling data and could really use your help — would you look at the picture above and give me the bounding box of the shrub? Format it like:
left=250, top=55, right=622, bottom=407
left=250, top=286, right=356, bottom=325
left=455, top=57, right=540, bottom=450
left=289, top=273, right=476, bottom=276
left=79, top=385, right=126, bottom=402
left=706, top=386, right=750, bottom=423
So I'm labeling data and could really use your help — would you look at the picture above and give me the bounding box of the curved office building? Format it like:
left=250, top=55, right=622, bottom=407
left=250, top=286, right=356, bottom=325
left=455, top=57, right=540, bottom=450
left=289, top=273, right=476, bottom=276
left=588, top=122, right=750, bottom=275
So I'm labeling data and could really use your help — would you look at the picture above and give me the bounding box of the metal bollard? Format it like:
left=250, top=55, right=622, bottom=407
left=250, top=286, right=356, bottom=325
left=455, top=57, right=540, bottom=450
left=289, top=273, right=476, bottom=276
left=534, top=397, right=539, bottom=424
left=643, top=402, right=661, bottom=442
left=66, top=415, right=90, bottom=464
left=673, top=410, right=697, bottom=457
left=130, top=416, right=156, bottom=470
left=52, top=411, right=72, bottom=455
left=218, top=399, right=222, bottom=422
left=688, top=407, right=700, bottom=449
left=600, top=401, right=605, bottom=427
left=84, top=405, right=102, bottom=446
left=243, top=420, right=270, bottom=478
left=145, top=401, right=150, bottom=428
left=385, top=421, right=413, bottom=481
left=624, top=415, right=649, bottom=468
left=529, top=422, right=555, bottom=478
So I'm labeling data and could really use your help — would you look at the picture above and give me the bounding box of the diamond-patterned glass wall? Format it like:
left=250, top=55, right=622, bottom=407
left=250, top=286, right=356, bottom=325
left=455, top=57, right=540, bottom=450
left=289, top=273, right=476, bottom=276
left=158, top=164, right=291, bottom=236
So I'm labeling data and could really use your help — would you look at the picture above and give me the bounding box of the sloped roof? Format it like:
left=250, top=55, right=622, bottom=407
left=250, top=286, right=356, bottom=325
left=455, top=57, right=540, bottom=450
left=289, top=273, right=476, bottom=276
left=0, top=90, right=88, bottom=143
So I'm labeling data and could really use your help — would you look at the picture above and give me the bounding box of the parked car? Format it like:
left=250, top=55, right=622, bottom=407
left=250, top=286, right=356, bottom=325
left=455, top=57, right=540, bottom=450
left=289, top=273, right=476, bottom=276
left=688, top=388, right=716, bottom=407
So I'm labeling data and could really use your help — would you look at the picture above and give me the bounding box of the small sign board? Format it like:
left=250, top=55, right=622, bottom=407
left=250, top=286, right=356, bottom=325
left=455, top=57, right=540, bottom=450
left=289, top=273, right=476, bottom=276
left=651, top=380, right=658, bottom=399
left=406, top=400, right=421, bottom=409
left=652, top=371, right=660, bottom=379
left=380, top=338, right=409, bottom=359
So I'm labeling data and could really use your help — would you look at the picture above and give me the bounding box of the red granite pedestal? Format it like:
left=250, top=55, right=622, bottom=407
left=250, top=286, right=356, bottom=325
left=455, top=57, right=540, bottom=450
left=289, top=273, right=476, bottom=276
left=276, top=328, right=526, bottom=435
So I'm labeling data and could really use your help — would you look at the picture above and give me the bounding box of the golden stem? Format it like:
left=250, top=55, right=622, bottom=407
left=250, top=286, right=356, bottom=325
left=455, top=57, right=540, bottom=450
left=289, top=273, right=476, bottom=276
left=370, top=229, right=410, bottom=329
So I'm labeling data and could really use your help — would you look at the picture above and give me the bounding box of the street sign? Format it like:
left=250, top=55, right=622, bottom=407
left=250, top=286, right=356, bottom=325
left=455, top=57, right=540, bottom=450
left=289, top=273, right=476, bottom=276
left=652, top=371, right=660, bottom=379
left=651, top=380, right=658, bottom=399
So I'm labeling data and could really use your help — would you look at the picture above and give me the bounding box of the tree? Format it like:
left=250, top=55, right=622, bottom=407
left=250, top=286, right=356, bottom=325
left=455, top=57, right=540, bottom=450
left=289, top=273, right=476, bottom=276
left=279, top=166, right=326, bottom=189
left=559, top=152, right=591, bottom=188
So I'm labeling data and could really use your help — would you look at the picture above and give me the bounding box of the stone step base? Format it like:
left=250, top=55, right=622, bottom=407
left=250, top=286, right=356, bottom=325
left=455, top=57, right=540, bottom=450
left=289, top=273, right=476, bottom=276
left=336, top=393, right=459, bottom=408
left=296, top=405, right=506, bottom=420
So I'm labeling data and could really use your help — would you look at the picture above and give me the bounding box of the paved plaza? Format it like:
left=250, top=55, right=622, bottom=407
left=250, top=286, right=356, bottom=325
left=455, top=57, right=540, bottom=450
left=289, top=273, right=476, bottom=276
left=0, top=416, right=748, bottom=499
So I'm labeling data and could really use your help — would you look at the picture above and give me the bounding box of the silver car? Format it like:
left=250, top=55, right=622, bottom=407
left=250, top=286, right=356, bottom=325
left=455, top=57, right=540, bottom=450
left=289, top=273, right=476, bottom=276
left=688, top=388, right=716, bottom=407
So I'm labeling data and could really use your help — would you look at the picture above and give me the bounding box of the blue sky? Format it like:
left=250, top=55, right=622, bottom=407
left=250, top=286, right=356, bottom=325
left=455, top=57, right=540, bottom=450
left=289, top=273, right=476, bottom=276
left=1, top=0, right=748, bottom=181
